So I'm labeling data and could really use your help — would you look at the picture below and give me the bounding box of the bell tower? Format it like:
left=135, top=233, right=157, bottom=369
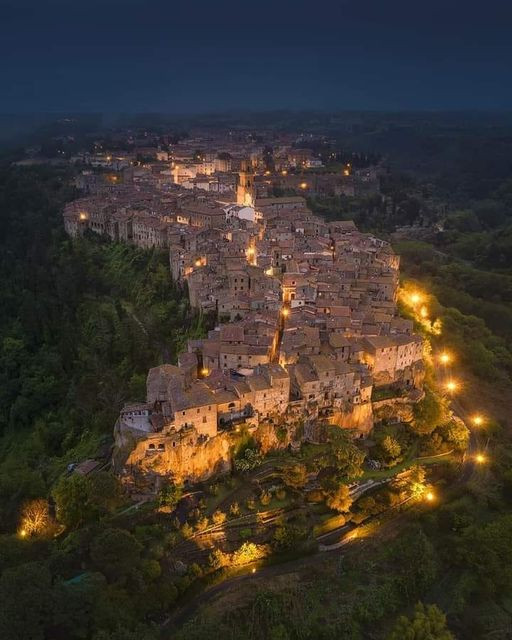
left=237, top=162, right=254, bottom=206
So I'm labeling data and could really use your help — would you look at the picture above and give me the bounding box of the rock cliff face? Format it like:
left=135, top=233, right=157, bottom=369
left=122, top=421, right=290, bottom=486
left=117, top=395, right=418, bottom=489
left=328, top=402, right=374, bottom=434
left=125, top=431, right=232, bottom=484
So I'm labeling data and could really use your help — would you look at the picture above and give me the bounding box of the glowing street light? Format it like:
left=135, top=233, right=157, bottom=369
left=299, top=182, right=308, bottom=190
left=195, top=259, right=202, bottom=267
left=425, top=491, right=435, bottom=502
left=281, top=307, right=290, bottom=318
left=475, top=453, right=487, bottom=464
left=445, top=380, right=459, bottom=393
left=251, top=567, right=256, bottom=574
left=19, top=528, right=27, bottom=538
left=439, top=352, right=452, bottom=365
left=409, top=293, right=422, bottom=305
left=472, top=414, right=484, bottom=427
left=200, top=368, right=209, bottom=377
left=419, top=306, right=428, bottom=319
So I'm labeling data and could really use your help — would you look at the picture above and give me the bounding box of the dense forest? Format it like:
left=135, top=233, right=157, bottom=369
left=0, top=165, right=206, bottom=531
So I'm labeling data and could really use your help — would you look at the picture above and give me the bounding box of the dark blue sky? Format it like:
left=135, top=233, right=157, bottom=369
left=1, top=0, right=511, bottom=112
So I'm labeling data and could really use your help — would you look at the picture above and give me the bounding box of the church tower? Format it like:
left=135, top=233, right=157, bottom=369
left=236, top=162, right=255, bottom=206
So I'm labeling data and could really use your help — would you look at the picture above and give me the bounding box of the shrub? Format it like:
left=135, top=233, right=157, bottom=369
left=260, top=490, right=272, bottom=506
left=195, top=516, right=209, bottom=532
left=212, top=509, right=227, bottom=525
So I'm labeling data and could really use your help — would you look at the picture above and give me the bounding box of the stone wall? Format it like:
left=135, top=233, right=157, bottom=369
left=326, top=401, right=374, bottom=434
left=372, top=390, right=424, bottom=424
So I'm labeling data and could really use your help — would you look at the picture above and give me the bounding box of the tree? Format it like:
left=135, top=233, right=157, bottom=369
left=212, top=509, right=226, bottom=525
left=19, top=498, right=50, bottom=536
left=381, top=435, right=401, bottom=460
left=158, top=482, right=183, bottom=510
left=387, top=602, right=454, bottom=640
left=260, top=490, right=272, bottom=506
left=272, top=524, right=307, bottom=551
left=459, top=514, right=512, bottom=595
left=394, top=466, right=426, bottom=498
left=195, top=516, right=209, bottom=532
left=53, top=472, right=122, bottom=529
left=281, top=463, right=307, bottom=489
left=331, top=437, right=366, bottom=479
left=326, top=484, right=353, bottom=513
left=413, top=389, right=447, bottom=435
left=90, top=528, right=142, bottom=582
left=0, top=561, right=54, bottom=640
left=53, top=474, right=91, bottom=529
left=87, top=472, right=122, bottom=515
left=436, top=419, right=469, bottom=451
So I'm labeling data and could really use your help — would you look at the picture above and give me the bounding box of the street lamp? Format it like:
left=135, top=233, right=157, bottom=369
left=475, top=453, right=487, bottom=464
left=472, top=414, right=484, bottom=427
left=425, top=491, right=435, bottom=502
left=439, top=351, right=452, bottom=365
left=445, top=379, right=459, bottom=394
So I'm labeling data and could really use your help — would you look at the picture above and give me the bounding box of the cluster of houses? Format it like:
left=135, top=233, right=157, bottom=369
left=62, top=131, right=423, bottom=483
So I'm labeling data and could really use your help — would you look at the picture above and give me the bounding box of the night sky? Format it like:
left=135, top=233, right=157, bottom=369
left=1, top=0, right=511, bottom=113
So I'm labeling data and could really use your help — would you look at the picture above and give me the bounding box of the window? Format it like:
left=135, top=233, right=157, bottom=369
left=202, top=416, right=207, bottom=423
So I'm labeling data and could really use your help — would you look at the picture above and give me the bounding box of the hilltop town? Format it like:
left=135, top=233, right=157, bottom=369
left=62, top=130, right=424, bottom=492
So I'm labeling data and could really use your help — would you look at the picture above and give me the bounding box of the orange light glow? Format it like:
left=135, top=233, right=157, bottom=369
left=299, top=182, right=308, bottom=189
left=475, top=453, right=487, bottom=464
left=281, top=307, right=290, bottom=318
left=409, top=293, right=422, bottom=305
left=445, top=380, right=459, bottom=393
left=425, top=491, right=435, bottom=502
left=420, top=306, right=428, bottom=318
left=472, top=414, right=484, bottom=427
left=439, top=352, right=452, bottom=365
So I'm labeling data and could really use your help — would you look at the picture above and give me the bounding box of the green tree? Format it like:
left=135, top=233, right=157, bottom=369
left=0, top=561, right=54, bottom=640
left=381, top=435, right=402, bottom=460
left=53, top=474, right=92, bottom=528
left=90, top=528, right=142, bottom=582
left=158, top=482, right=183, bottom=510
left=387, top=602, right=454, bottom=640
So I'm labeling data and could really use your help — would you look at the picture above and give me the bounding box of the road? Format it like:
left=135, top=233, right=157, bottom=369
left=436, top=361, right=479, bottom=484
